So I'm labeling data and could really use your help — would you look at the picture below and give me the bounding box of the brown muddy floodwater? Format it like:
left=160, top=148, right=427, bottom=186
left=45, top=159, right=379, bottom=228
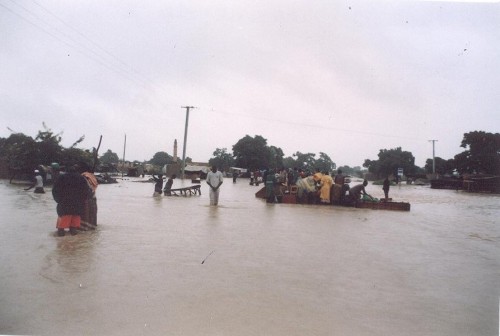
left=0, top=177, right=499, bottom=336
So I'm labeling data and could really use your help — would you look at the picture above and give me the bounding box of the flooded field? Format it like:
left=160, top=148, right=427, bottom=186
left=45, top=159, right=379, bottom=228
left=0, top=177, right=499, bottom=336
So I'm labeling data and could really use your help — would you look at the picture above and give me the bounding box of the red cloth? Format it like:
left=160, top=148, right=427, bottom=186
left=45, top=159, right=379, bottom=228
left=56, top=215, right=81, bottom=229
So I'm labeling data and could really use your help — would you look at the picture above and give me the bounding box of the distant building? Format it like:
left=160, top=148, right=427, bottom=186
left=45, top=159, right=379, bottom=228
left=184, top=164, right=210, bottom=180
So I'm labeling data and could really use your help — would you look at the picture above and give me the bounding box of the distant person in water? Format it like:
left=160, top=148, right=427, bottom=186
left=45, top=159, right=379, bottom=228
left=206, top=166, right=223, bottom=205
left=265, top=169, right=277, bottom=203
left=383, top=176, right=390, bottom=199
left=25, top=170, right=45, bottom=194
left=52, top=165, right=91, bottom=236
left=152, top=174, right=163, bottom=197
left=163, top=174, right=176, bottom=196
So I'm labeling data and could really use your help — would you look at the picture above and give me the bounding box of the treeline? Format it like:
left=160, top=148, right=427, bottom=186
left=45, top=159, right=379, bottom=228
left=1, top=125, right=498, bottom=180
left=364, top=131, right=500, bottom=177
left=207, top=132, right=500, bottom=179
left=0, top=125, right=93, bottom=178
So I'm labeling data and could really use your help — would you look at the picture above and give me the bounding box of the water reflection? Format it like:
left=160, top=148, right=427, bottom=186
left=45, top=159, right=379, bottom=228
left=38, top=231, right=100, bottom=285
left=0, top=178, right=499, bottom=336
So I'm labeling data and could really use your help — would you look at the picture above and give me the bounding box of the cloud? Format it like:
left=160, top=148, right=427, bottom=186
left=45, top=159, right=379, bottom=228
left=0, top=0, right=498, bottom=167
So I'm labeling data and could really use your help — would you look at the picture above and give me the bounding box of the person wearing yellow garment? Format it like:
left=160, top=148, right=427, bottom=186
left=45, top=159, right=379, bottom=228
left=311, top=168, right=323, bottom=203
left=319, top=171, right=333, bottom=204
left=312, top=168, right=323, bottom=184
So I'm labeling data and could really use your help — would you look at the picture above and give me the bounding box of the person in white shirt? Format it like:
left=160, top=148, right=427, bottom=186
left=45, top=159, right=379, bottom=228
left=206, top=166, right=224, bottom=205
left=25, top=170, right=45, bottom=194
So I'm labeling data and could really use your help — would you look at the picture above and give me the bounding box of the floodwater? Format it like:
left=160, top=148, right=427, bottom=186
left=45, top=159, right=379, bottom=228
left=0, top=177, right=498, bottom=336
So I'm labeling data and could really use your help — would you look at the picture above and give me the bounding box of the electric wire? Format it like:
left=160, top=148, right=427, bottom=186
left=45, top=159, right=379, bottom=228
left=1, top=0, right=151, bottom=89
left=31, top=0, right=156, bottom=87
left=0, top=1, right=427, bottom=143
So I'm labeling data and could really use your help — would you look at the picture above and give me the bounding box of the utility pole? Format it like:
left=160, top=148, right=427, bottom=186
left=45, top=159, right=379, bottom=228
left=428, top=139, right=438, bottom=174
left=122, top=133, right=127, bottom=178
left=181, top=106, right=195, bottom=179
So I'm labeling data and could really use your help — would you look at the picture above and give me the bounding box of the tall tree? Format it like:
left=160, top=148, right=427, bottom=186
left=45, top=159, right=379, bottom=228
left=268, top=145, right=284, bottom=169
left=424, top=157, right=455, bottom=175
left=149, top=151, right=173, bottom=167
left=363, top=147, right=416, bottom=178
left=0, top=125, right=89, bottom=176
left=33, top=123, right=86, bottom=166
left=60, top=148, right=93, bottom=167
left=0, top=133, right=37, bottom=171
left=33, top=124, right=63, bottom=165
left=100, top=149, right=120, bottom=164
left=454, top=131, right=500, bottom=175
left=209, top=148, right=235, bottom=171
left=315, top=152, right=336, bottom=172
left=282, top=156, right=297, bottom=169
left=232, top=135, right=270, bottom=170
left=292, top=152, right=316, bottom=172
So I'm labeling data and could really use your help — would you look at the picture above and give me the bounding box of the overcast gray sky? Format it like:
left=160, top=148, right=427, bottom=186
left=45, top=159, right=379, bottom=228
left=1, top=0, right=498, bottom=168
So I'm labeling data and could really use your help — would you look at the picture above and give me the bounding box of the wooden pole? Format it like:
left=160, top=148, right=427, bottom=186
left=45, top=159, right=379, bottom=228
left=122, top=134, right=127, bottom=178
left=181, top=106, right=195, bottom=179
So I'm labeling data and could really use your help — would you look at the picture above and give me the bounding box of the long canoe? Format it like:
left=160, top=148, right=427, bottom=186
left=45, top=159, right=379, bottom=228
left=255, top=186, right=411, bottom=211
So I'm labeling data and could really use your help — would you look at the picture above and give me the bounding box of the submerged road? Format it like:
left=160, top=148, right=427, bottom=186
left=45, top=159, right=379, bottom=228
left=0, top=178, right=498, bottom=335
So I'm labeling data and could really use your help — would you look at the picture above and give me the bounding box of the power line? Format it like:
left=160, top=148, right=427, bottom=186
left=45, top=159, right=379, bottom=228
left=204, top=107, right=425, bottom=142
left=0, top=1, right=442, bottom=148
left=30, top=0, right=156, bottom=86
left=1, top=1, right=153, bottom=89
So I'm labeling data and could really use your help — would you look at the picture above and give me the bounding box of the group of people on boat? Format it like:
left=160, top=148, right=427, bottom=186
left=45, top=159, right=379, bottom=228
left=263, top=167, right=379, bottom=205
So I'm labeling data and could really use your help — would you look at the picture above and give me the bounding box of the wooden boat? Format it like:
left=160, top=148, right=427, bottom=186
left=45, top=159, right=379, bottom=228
left=95, top=174, right=118, bottom=184
left=255, top=186, right=411, bottom=211
left=431, top=174, right=500, bottom=193
left=462, top=175, right=500, bottom=193
left=430, top=178, right=463, bottom=190
left=255, top=185, right=283, bottom=199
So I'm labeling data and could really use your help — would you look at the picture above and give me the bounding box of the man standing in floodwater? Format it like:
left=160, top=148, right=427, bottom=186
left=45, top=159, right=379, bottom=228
left=383, top=176, right=391, bottom=199
left=206, top=166, right=223, bottom=206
